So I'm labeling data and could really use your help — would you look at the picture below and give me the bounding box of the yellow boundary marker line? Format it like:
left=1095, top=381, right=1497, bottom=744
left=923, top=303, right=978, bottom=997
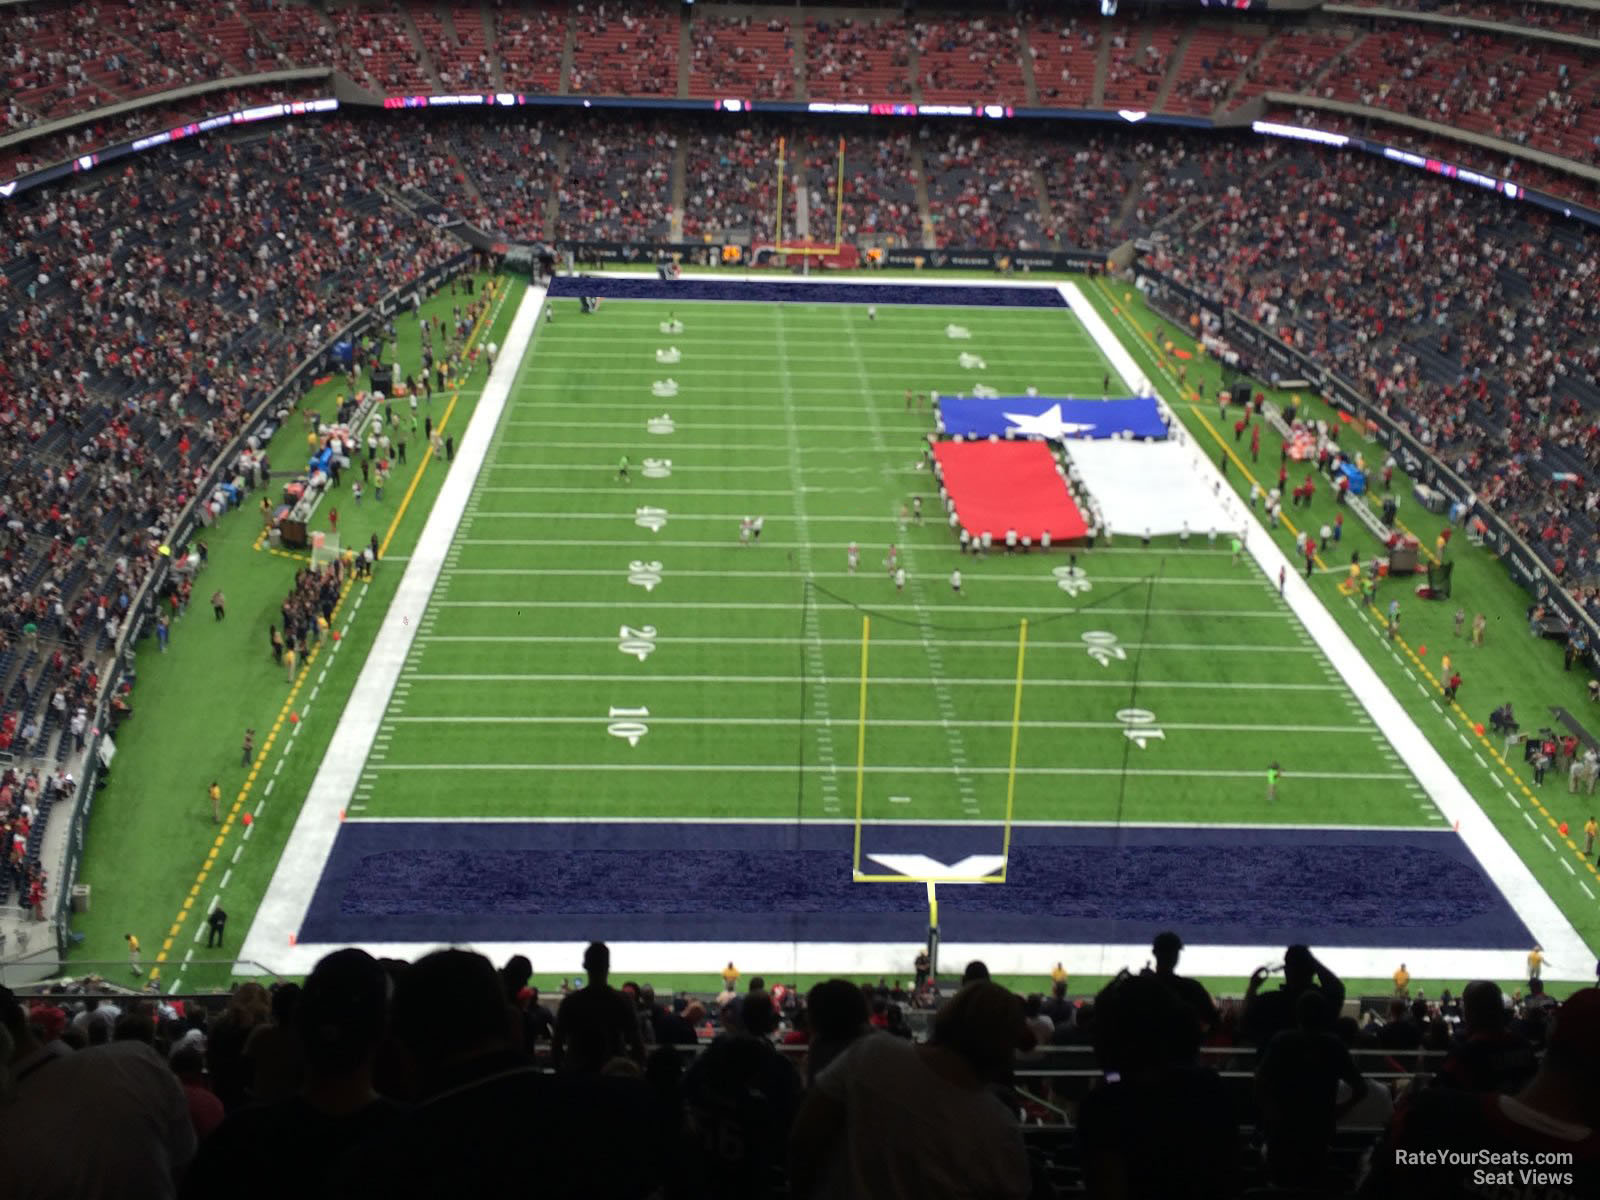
left=148, top=279, right=506, bottom=982
left=1365, top=602, right=1600, bottom=882
left=1089, top=278, right=1599, bottom=897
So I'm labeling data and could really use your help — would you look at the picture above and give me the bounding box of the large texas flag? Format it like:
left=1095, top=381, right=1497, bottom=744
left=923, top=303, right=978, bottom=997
left=937, top=394, right=1168, bottom=441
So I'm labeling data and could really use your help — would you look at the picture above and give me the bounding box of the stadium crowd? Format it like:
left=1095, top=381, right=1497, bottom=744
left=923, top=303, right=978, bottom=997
left=4, top=937, right=1597, bottom=1198
left=0, top=121, right=459, bottom=912
left=3, top=3, right=1596, bottom=215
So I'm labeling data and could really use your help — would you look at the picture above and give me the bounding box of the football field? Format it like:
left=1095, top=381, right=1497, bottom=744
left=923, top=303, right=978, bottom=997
left=361, top=300, right=1427, bottom=829
left=235, top=277, right=1592, bottom=983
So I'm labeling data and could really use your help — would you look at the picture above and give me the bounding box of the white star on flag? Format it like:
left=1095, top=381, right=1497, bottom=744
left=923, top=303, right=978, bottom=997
left=1001, top=403, right=1096, bottom=440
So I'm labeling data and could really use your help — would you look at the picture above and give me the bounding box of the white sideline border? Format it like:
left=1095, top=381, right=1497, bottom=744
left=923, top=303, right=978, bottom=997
left=236, top=276, right=1592, bottom=983
left=238, top=283, right=548, bottom=975
left=1061, top=279, right=1592, bottom=981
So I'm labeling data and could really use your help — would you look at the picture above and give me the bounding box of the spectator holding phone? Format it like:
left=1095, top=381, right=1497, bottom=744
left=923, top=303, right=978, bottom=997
left=1242, top=944, right=1346, bottom=1046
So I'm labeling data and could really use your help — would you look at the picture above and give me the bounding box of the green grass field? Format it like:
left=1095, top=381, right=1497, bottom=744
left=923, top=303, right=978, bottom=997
left=366, top=298, right=1437, bottom=835
left=69, top=273, right=1600, bottom=997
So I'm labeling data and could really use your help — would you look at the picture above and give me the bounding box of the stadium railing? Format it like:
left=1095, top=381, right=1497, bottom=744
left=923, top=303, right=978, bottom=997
left=37, top=249, right=480, bottom=980
left=1136, top=265, right=1600, bottom=667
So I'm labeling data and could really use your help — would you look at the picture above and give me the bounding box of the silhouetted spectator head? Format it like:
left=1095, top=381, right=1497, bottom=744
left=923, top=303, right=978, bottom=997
left=392, top=949, right=510, bottom=1087
left=1152, top=930, right=1183, bottom=972
left=270, top=982, right=302, bottom=1028
left=1092, top=972, right=1201, bottom=1076
left=1545, top=987, right=1600, bottom=1086
left=747, top=975, right=765, bottom=993
left=962, top=960, right=990, bottom=984
left=297, top=947, right=390, bottom=1075
left=806, top=979, right=869, bottom=1042
left=1529, top=977, right=1546, bottom=998
left=1463, top=980, right=1508, bottom=1033
left=582, top=941, right=610, bottom=982
left=170, top=1044, right=205, bottom=1078
left=113, top=1011, right=156, bottom=1044
left=741, top=991, right=778, bottom=1038
left=1282, top=944, right=1315, bottom=988
left=929, top=981, right=1027, bottom=1086
left=500, top=954, right=533, bottom=998
left=0, top=984, right=28, bottom=1051
left=1294, top=988, right=1332, bottom=1033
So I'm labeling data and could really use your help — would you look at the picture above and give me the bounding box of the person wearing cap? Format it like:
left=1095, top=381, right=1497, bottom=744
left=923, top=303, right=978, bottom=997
left=179, top=948, right=402, bottom=1200
left=1242, top=944, right=1345, bottom=1046
left=1362, top=988, right=1600, bottom=1198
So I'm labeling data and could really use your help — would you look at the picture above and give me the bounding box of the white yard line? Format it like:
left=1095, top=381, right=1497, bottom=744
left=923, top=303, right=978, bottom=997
left=428, top=600, right=1294, bottom=618
left=395, top=672, right=1341, bottom=690
left=413, top=635, right=1316, bottom=653
left=379, top=715, right=1368, bottom=733
left=441, top=566, right=1274, bottom=587
left=366, top=763, right=1411, bottom=780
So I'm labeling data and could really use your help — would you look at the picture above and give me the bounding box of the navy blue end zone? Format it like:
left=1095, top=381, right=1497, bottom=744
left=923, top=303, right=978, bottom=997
left=547, top=276, right=1067, bottom=308
left=299, top=822, right=1531, bottom=950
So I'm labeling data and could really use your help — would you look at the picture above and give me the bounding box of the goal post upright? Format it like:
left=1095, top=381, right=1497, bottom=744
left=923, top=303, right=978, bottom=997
left=999, top=617, right=1029, bottom=883
left=771, top=133, right=848, bottom=258
left=851, top=613, right=871, bottom=879
left=833, top=134, right=845, bottom=251
left=774, top=135, right=786, bottom=249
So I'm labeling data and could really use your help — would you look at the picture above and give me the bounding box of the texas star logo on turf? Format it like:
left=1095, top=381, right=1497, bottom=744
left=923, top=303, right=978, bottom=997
left=1002, top=402, right=1096, bottom=439
left=862, top=853, right=1008, bottom=881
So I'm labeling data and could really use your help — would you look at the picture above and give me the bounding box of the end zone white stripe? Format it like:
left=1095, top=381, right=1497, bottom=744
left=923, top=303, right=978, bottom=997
left=240, top=283, right=547, bottom=971
left=227, top=938, right=1564, bottom=985
left=1062, top=281, right=1591, bottom=972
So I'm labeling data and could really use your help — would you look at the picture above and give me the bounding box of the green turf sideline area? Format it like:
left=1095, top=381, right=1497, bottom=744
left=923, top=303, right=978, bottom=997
left=1080, top=276, right=1600, bottom=969
left=68, top=273, right=525, bottom=990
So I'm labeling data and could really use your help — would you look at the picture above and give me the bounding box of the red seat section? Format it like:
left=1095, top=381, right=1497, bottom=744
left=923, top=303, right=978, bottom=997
left=689, top=13, right=794, bottom=100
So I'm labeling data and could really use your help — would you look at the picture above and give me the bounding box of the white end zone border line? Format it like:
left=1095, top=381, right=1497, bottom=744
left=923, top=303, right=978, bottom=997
left=239, top=276, right=1589, bottom=982
left=1062, top=279, right=1592, bottom=981
left=238, top=283, right=547, bottom=975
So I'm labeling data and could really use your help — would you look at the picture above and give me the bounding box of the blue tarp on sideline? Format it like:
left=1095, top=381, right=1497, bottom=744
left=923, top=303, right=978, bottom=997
left=938, top=394, right=1168, bottom=441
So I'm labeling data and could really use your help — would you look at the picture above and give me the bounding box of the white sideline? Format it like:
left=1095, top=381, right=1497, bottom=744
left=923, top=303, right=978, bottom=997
left=232, top=938, right=1551, bottom=982
left=1059, top=280, right=1593, bottom=982
left=237, top=284, right=548, bottom=974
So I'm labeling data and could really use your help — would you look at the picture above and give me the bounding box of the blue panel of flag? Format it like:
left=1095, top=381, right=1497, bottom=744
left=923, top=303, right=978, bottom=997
left=936, top=394, right=1168, bottom=441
